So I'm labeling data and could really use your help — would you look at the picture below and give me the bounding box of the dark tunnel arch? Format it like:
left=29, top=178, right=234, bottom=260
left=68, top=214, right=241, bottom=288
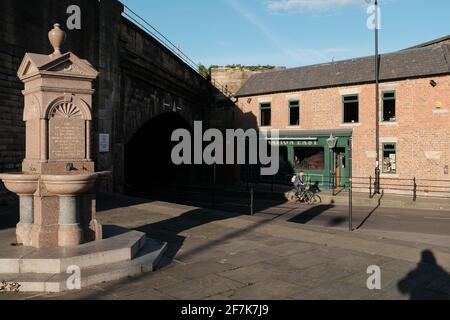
left=124, top=112, right=194, bottom=195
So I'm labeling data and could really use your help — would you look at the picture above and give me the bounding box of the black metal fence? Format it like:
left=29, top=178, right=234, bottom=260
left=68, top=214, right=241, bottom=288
left=354, top=176, right=450, bottom=201
left=243, top=171, right=450, bottom=201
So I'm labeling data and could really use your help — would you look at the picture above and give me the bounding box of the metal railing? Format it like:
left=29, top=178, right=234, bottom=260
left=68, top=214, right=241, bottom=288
left=356, top=176, right=450, bottom=201
left=242, top=171, right=450, bottom=201
left=122, top=5, right=234, bottom=99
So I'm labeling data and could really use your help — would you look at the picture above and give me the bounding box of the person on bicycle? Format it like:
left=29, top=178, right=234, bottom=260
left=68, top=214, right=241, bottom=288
left=294, top=171, right=307, bottom=196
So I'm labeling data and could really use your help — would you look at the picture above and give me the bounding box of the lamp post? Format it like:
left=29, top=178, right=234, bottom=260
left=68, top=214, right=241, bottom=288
left=327, top=134, right=338, bottom=192
left=374, top=0, right=381, bottom=194
left=349, top=136, right=353, bottom=232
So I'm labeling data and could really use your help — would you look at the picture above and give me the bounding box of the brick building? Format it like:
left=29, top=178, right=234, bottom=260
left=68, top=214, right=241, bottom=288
left=234, top=37, right=450, bottom=196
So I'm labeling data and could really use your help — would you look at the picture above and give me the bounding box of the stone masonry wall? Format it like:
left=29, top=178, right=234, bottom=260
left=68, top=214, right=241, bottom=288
left=211, top=67, right=285, bottom=97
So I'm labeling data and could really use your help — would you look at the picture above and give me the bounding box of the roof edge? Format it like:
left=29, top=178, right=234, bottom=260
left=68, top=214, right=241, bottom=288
left=235, top=72, right=450, bottom=98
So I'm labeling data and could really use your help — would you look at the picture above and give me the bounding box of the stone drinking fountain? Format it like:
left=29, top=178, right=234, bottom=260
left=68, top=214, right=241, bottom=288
left=0, top=24, right=166, bottom=293
left=0, top=23, right=103, bottom=248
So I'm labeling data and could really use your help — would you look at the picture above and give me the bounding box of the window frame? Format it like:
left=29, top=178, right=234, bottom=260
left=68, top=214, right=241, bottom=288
left=382, top=91, right=396, bottom=122
left=259, top=102, right=272, bottom=127
left=342, top=94, right=360, bottom=124
left=382, top=143, right=397, bottom=174
left=288, top=100, right=300, bottom=127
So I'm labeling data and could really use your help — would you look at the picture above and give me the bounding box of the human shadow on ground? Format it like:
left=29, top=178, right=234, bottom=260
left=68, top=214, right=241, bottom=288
left=398, top=250, right=450, bottom=300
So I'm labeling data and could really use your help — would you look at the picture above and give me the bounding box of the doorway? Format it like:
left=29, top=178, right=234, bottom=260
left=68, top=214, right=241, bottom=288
left=124, top=112, right=193, bottom=196
left=334, top=148, right=346, bottom=188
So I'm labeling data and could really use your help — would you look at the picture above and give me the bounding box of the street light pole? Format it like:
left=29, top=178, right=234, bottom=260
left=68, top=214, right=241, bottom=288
left=374, top=0, right=381, bottom=195
left=349, top=137, right=353, bottom=232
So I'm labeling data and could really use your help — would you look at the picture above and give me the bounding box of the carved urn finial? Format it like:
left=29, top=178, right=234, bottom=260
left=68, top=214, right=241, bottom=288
left=48, top=23, right=66, bottom=56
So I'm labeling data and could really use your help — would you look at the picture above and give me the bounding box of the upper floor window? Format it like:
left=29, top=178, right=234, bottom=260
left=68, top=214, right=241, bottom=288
left=383, top=143, right=397, bottom=174
left=260, top=102, right=271, bottom=127
left=382, top=91, right=396, bottom=122
left=289, top=100, right=300, bottom=126
left=343, top=95, right=359, bottom=124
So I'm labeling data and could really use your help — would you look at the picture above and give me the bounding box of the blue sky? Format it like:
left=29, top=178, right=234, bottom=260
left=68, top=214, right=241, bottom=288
left=121, top=0, right=450, bottom=68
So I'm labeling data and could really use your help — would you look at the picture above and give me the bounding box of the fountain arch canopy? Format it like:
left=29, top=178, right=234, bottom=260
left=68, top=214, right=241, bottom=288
left=17, top=43, right=99, bottom=174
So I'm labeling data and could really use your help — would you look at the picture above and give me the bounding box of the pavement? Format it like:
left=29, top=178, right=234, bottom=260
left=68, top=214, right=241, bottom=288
left=1, top=193, right=450, bottom=300
left=145, top=182, right=450, bottom=211
left=137, top=190, right=450, bottom=240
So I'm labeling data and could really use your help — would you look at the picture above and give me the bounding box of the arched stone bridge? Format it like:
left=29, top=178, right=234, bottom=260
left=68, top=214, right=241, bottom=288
left=0, top=0, right=238, bottom=197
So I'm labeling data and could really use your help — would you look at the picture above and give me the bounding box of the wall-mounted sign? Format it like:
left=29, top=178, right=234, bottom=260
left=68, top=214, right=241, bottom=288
left=269, top=140, right=319, bottom=147
left=99, top=134, right=110, bottom=153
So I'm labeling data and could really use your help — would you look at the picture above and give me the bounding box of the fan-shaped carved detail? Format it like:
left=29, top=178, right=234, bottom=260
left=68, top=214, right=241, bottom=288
left=49, top=102, right=83, bottom=119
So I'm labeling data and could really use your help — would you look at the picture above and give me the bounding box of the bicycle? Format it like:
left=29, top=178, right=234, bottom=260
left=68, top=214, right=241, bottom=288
left=295, top=184, right=322, bottom=205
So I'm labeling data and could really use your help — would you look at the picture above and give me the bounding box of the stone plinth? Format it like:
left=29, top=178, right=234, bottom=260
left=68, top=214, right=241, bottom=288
left=0, top=226, right=167, bottom=293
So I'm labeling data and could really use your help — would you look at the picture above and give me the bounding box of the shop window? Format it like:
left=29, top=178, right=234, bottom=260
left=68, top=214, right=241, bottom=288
left=383, top=143, right=397, bottom=174
left=383, top=91, right=396, bottom=122
left=343, top=95, right=359, bottom=124
left=289, top=100, right=300, bottom=126
left=260, top=103, right=271, bottom=127
left=294, top=147, right=324, bottom=170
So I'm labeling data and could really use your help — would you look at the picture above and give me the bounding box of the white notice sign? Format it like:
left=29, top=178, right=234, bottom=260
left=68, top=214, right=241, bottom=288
left=99, top=134, right=110, bottom=153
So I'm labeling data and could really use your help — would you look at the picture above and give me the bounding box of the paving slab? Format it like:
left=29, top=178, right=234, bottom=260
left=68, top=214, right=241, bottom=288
left=157, top=274, right=245, bottom=300
left=219, top=265, right=279, bottom=285
left=160, top=260, right=237, bottom=281
left=229, top=279, right=302, bottom=300
left=218, top=249, right=278, bottom=268
left=273, top=263, right=355, bottom=288
left=264, top=251, right=332, bottom=270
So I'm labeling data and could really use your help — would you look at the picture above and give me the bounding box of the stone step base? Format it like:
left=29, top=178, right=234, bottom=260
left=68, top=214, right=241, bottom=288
left=0, top=238, right=167, bottom=293
left=0, top=226, right=147, bottom=274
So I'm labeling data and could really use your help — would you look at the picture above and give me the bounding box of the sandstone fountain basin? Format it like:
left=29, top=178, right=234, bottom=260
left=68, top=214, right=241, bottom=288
left=0, top=172, right=111, bottom=247
left=0, top=173, right=40, bottom=246
left=41, top=172, right=100, bottom=195
left=0, top=173, right=40, bottom=196
left=0, top=171, right=112, bottom=196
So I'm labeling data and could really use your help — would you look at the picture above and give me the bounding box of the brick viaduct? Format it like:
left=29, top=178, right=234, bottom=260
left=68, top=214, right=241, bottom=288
left=0, top=0, right=242, bottom=200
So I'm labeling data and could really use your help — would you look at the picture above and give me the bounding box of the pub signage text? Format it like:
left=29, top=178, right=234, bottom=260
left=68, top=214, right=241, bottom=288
left=269, top=140, right=319, bottom=147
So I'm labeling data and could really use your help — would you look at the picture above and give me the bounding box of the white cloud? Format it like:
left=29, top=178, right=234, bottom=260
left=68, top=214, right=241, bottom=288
left=266, top=0, right=364, bottom=13
left=224, top=0, right=297, bottom=60
left=222, top=0, right=356, bottom=67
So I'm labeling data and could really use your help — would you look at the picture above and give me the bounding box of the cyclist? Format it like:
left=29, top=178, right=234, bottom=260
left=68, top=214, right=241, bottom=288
left=293, top=171, right=307, bottom=196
